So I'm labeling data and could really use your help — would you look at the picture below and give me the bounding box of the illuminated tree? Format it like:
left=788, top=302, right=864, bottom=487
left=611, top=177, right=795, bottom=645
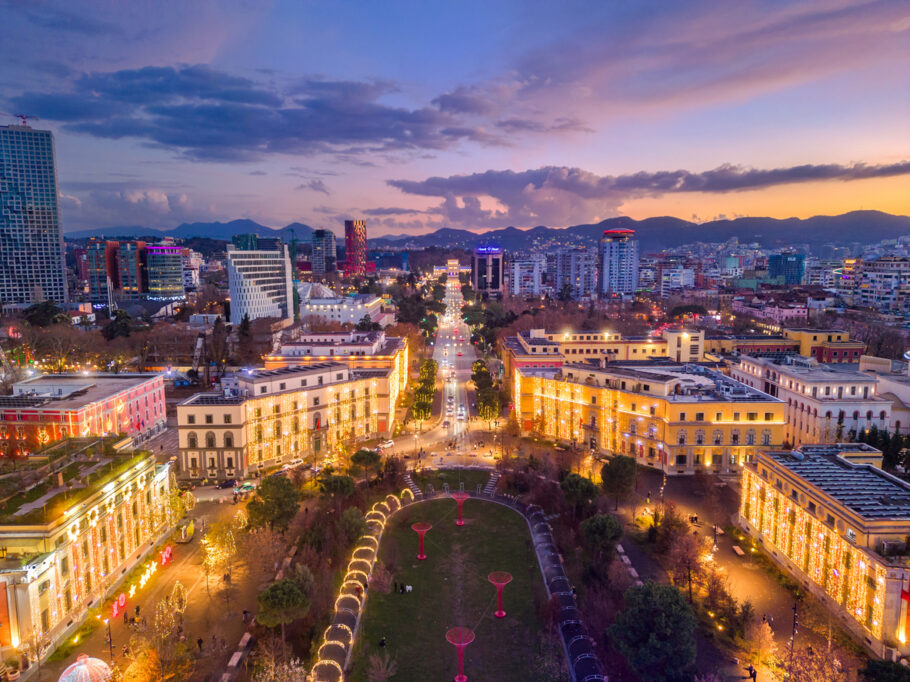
left=201, top=521, right=237, bottom=595
left=257, top=579, right=310, bottom=660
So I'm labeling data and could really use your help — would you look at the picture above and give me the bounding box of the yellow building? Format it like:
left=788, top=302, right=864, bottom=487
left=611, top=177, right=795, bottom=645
left=177, top=362, right=399, bottom=480
left=263, top=330, right=408, bottom=397
left=513, top=361, right=786, bottom=475
left=0, top=444, right=172, bottom=661
left=739, top=444, right=910, bottom=659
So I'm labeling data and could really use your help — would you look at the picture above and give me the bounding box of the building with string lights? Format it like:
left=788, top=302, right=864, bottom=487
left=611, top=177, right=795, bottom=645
left=739, top=444, right=910, bottom=659
left=512, top=360, right=785, bottom=474
left=0, top=374, right=166, bottom=457
left=176, top=362, right=399, bottom=480
left=0, top=446, right=172, bottom=660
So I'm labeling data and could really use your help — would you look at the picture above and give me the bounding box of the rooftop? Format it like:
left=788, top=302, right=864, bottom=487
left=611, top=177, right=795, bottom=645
left=0, top=374, right=160, bottom=411
left=762, top=446, right=910, bottom=521
left=741, top=355, right=877, bottom=383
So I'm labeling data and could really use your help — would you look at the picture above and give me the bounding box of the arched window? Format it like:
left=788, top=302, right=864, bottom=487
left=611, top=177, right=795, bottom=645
left=695, top=430, right=705, bottom=445
left=187, top=432, right=198, bottom=448
left=825, top=411, right=832, bottom=420
left=713, top=430, right=722, bottom=446
left=896, top=421, right=902, bottom=433
left=677, top=431, right=687, bottom=445
left=255, top=425, right=263, bottom=443
left=224, top=432, right=234, bottom=448
left=761, top=430, right=772, bottom=446
left=866, top=410, right=873, bottom=421
left=205, top=432, right=216, bottom=448
left=881, top=410, right=887, bottom=421
left=731, top=430, right=740, bottom=445
left=274, top=421, right=281, bottom=439
left=745, top=430, right=755, bottom=446
left=629, top=422, right=637, bottom=435
left=292, top=417, right=299, bottom=434
left=852, top=410, right=859, bottom=421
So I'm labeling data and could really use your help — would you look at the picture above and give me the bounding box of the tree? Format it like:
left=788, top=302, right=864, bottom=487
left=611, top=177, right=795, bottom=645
left=340, top=507, right=367, bottom=544
left=201, top=521, right=237, bottom=594
left=257, top=579, right=309, bottom=660
left=581, top=513, right=623, bottom=562
left=788, top=645, right=849, bottom=682
left=560, top=473, right=597, bottom=519
left=318, top=473, right=355, bottom=499
left=102, top=309, right=132, bottom=340
left=351, top=449, right=381, bottom=482
left=668, top=532, right=707, bottom=603
left=601, top=456, right=637, bottom=510
left=744, top=618, right=776, bottom=667
left=356, top=315, right=381, bottom=332
left=367, top=652, right=399, bottom=682
left=22, top=300, right=66, bottom=327
left=411, top=401, right=432, bottom=425
left=608, top=582, right=697, bottom=681
left=860, top=660, right=910, bottom=682
left=247, top=476, right=301, bottom=531
left=245, top=527, right=288, bottom=583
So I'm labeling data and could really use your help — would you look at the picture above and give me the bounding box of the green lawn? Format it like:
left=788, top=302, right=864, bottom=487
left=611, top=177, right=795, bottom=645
left=349, top=498, right=548, bottom=681
left=411, top=468, right=490, bottom=495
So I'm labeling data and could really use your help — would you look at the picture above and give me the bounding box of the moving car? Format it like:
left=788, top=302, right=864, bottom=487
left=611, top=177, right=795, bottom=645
left=378, top=439, right=395, bottom=449
left=443, top=420, right=451, bottom=428
left=216, top=479, right=237, bottom=489
left=236, top=482, right=256, bottom=493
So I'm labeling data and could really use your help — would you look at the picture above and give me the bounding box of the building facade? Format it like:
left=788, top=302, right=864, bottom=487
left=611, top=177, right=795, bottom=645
left=226, top=244, right=294, bottom=325
left=598, top=229, right=639, bottom=296
left=731, top=354, right=890, bottom=445
left=856, top=257, right=910, bottom=314
left=145, top=244, right=185, bottom=300
left=513, top=361, right=785, bottom=474
left=176, top=363, right=399, bottom=480
left=553, top=248, right=597, bottom=299
left=0, top=125, right=67, bottom=305
left=311, top=229, right=337, bottom=275
left=508, top=257, right=544, bottom=297
left=660, top=267, right=694, bottom=298
left=739, top=444, right=910, bottom=659
left=471, top=247, right=504, bottom=298
left=0, top=449, right=172, bottom=660
left=343, top=220, right=368, bottom=276
left=264, top=330, right=409, bottom=395
left=768, top=252, right=806, bottom=285
left=0, top=374, right=167, bottom=456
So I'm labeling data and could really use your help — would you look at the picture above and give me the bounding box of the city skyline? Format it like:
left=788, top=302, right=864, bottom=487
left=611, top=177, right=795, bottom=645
left=1, top=0, right=908, bottom=236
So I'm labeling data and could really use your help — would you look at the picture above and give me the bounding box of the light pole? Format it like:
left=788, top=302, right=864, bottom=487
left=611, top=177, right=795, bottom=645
left=103, top=617, right=114, bottom=662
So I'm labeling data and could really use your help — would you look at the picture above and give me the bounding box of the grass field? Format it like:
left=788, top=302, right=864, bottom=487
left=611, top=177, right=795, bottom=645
left=349, top=498, right=548, bottom=681
left=411, top=468, right=491, bottom=495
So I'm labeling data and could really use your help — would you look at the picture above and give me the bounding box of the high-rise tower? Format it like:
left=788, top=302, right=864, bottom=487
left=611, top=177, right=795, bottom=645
left=598, top=229, right=639, bottom=296
left=0, top=125, right=67, bottom=304
left=311, top=229, right=337, bottom=275
left=344, top=220, right=367, bottom=276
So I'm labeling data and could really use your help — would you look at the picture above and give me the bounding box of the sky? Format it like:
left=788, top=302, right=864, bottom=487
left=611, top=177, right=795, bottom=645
left=1, top=0, right=908, bottom=236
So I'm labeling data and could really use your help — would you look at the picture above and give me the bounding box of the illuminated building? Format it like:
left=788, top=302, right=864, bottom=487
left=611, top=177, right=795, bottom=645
left=598, top=229, right=639, bottom=296
left=226, top=244, right=294, bottom=325
left=177, top=362, right=399, bottom=480
left=263, top=330, right=408, bottom=396
left=0, top=448, right=172, bottom=659
left=739, top=444, right=910, bottom=659
left=731, top=354, right=889, bottom=445
left=512, top=361, right=785, bottom=474
left=508, top=257, right=544, bottom=297
left=781, top=328, right=866, bottom=363
left=145, top=244, right=185, bottom=301
left=0, top=125, right=67, bottom=305
left=343, top=220, right=368, bottom=277
left=553, top=247, right=597, bottom=300
left=501, top=328, right=704, bottom=382
left=855, top=257, right=910, bottom=314
left=471, top=247, right=503, bottom=299
left=311, top=229, right=337, bottom=275
left=0, top=374, right=166, bottom=456
left=297, top=285, right=390, bottom=327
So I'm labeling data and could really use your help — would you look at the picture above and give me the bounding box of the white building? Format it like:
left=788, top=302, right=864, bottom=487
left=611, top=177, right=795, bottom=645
left=856, top=256, right=910, bottom=314
left=731, top=354, right=890, bottom=445
left=226, top=244, right=294, bottom=326
left=298, top=283, right=389, bottom=327
left=553, top=248, right=597, bottom=299
left=509, top=256, right=544, bottom=297
left=660, top=267, right=695, bottom=297
left=598, top=228, right=639, bottom=296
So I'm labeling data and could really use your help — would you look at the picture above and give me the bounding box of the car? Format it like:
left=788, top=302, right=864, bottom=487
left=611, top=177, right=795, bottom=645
left=379, top=439, right=395, bottom=449
left=216, top=479, right=237, bottom=489
left=442, top=420, right=450, bottom=428
left=236, top=482, right=256, bottom=493
left=288, top=457, right=303, bottom=467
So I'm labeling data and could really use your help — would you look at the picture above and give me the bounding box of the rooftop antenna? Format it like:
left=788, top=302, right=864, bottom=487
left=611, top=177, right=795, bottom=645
left=14, top=114, right=40, bottom=127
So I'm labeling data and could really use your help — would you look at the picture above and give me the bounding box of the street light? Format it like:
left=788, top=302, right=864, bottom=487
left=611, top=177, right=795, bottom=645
left=102, top=617, right=114, bottom=662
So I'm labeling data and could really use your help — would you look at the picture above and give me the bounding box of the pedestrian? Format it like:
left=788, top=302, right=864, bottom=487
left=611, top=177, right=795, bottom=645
left=379, top=636, right=386, bottom=648
left=212, top=634, right=217, bottom=651
left=242, top=609, right=249, bottom=624
left=220, top=636, right=226, bottom=651
left=197, top=637, right=204, bottom=653
left=122, top=644, right=129, bottom=657
left=122, top=610, right=128, bottom=625
left=135, top=604, right=140, bottom=617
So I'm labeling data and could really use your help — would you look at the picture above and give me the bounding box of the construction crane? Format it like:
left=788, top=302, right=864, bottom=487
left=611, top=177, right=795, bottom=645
left=14, top=114, right=39, bottom=127
left=189, top=333, right=205, bottom=385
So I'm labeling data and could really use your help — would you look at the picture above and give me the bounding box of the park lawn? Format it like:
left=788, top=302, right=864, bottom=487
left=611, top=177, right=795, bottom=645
left=411, top=468, right=490, bottom=495
left=349, top=498, right=548, bottom=681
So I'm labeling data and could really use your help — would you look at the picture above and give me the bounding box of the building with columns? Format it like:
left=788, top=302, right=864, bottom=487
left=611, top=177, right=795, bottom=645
left=739, top=444, right=910, bottom=659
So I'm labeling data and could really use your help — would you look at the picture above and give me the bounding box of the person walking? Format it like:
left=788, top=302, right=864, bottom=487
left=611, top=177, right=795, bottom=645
left=197, top=637, right=204, bottom=653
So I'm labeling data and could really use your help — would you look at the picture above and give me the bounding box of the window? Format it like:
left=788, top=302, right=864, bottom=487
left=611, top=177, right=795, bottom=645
left=187, top=415, right=196, bottom=424
left=591, top=396, right=597, bottom=405
left=227, top=457, right=234, bottom=469
left=808, top=501, right=816, bottom=514
left=224, top=414, right=232, bottom=424
left=260, top=386, right=267, bottom=394
left=313, top=397, right=320, bottom=406
left=679, top=412, right=686, bottom=421
left=764, top=412, right=773, bottom=421
left=715, top=412, right=722, bottom=421
left=695, top=431, right=704, bottom=445
left=279, top=382, right=286, bottom=390
left=733, top=412, right=740, bottom=421
left=208, top=457, right=216, bottom=468
left=224, top=433, right=234, bottom=448
left=187, top=432, right=198, bottom=448
left=677, top=431, right=687, bottom=445
left=846, top=528, right=856, bottom=542
left=205, top=414, right=213, bottom=424
left=747, top=412, right=757, bottom=421
left=745, top=430, right=755, bottom=445
left=695, top=413, right=704, bottom=422
left=713, top=430, right=722, bottom=445
left=205, top=432, right=216, bottom=448
left=273, top=404, right=280, bottom=414
left=761, top=430, right=771, bottom=446
left=61, top=556, right=69, bottom=575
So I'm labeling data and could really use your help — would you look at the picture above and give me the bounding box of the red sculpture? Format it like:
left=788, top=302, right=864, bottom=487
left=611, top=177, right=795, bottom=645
left=411, top=521, right=432, bottom=560
left=450, top=491, right=470, bottom=526
left=487, top=571, right=513, bottom=618
left=446, top=626, right=475, bottom=682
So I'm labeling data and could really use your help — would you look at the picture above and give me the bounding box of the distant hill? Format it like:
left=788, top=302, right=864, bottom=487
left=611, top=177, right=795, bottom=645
left=368, top=211, right=910, bottom=251
left=64, top=210, right=910, bottom=251
left=65, top=219, right=314, bottom=242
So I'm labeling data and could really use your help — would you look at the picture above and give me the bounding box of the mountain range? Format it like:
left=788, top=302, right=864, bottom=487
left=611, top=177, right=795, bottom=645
left=64, top=210, right=910, bottom=252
